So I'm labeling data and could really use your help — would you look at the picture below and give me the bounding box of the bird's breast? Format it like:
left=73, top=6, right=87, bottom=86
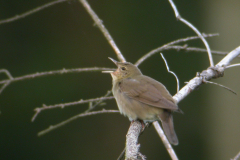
left=112, top=82, right=162, bottom=121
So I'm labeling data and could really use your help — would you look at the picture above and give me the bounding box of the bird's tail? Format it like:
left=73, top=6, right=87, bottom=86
left=159, top=111, right=178, bottom=145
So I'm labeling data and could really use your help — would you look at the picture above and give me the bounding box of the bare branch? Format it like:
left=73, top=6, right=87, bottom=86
left=0, top=69, right=13, bottom=79
left=173, top=46, right=240, bottom=104
left=160, top=53, right=180, bottom=92
left=202, top=80, right=237, bottom=95
left=0, top=67, right=115, bottom=94
left=226, top=63, right=240, bottom=69
left=32, top=96, right=114, bottom=122
left=179, top=46, right=229, bottom=56
left=135, top=34, right=218, bottom=66
left=37, top=109, right=119, bottom=136
left=168, top=0, right=214, bottom=67
left=153, top=122, right=178, bottom=160
left=0, top=0, right=67, bottom=25
left=83, top=90, right=112, bottom=113
left=217, top=46, right=240, bottom=67
left=79, top=0, right=126, bottom=62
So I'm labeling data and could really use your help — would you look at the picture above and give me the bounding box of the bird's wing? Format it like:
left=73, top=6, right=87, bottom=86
left=120, top=76, right=178, bottom=111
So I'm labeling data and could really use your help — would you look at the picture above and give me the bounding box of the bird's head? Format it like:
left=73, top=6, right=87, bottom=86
left=103, top=57, right=142, bottom=81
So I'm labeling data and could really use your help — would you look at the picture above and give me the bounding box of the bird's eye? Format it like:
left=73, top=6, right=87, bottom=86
left=121, top=67, right=126, bottom=70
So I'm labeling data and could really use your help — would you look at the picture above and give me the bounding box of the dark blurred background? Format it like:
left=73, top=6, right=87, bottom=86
left=0, top=0, right=240, bottom=159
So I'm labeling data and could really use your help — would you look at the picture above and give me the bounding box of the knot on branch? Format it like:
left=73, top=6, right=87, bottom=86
left=199, top=66, right=225, bottom=81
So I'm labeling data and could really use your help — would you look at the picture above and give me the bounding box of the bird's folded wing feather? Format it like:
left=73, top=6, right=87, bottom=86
left=120, top=76, right=178, bottom=111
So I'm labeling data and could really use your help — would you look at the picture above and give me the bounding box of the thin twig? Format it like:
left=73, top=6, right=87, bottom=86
left=32, top=96, right=114, bottom=122
left=135, top=34, right=218, bottom=66
left=0, top=0, right=67, bottom=25
left=203, top=80, right=237, bottom=95
left=117, top=148, right=126, bottom=160
left=37, top=109, right=119, bottom=136
left=83, top=91, right=112, bottom=113
left=168, top=0, right=214, bottom=67
left=79, top=0, right=126, bottom=62
left=0, top=69, right=13, bottom=79
left=138, top=153, right=147, bottom=160
left=153, top=122, right=178, bottom=160
left=164, top=45, right=229, bottom=56
left=179, top=46, right=229, bottom=56
left=226, top=63, right=240, bottom=69
left=160, top=53, right=180, bottom=92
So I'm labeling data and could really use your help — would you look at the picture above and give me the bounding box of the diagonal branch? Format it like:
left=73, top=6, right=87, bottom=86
left=79, top=0, right=126, bottom=62
left=226, top=63, right=240, bottom=68
left=153, top=122, right=178, bottom=160
left=217, top=46, right=240, bottom=67
left=202, top=80, right=237, bottom=95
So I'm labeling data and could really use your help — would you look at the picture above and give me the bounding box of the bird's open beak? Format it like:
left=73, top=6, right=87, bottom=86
left=108, top=57, right=118, bottom=66
left=102, top=57, right=118, bottom=74
left=102, top=70, right=113, bottom=73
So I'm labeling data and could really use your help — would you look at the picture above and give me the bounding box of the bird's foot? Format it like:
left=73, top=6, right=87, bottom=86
left=130, top=120, right=151, bottom=133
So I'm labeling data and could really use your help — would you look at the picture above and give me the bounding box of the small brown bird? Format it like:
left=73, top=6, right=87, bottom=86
left=104, top=57, right=180, bottom=145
